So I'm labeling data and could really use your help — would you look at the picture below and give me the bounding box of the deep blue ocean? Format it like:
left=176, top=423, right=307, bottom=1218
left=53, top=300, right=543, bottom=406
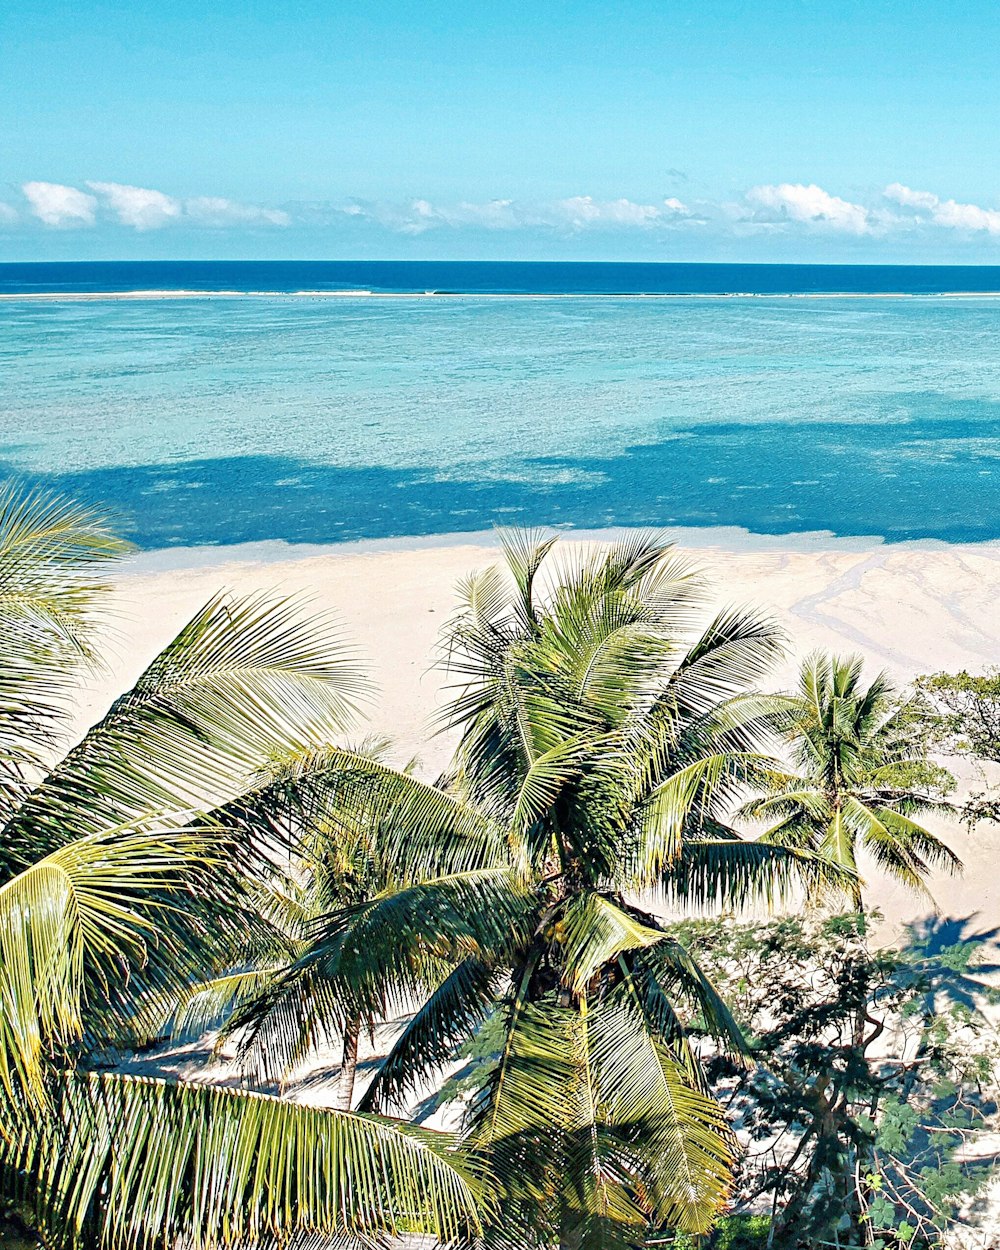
left=6, top=259, right=1000, bottom=296
left=3, top=260, right=1000, bottom=548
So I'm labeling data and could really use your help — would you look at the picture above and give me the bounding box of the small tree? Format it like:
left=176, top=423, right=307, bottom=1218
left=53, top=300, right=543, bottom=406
left=916, top=669, right=1000, bottom=825
left=743, top=653, right=960, bottom=912
left=671, top=912, right=1000, bottom=1249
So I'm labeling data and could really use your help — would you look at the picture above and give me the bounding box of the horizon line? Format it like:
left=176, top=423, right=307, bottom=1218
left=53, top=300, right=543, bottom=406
left=8, top=257, right=1000, bottom=270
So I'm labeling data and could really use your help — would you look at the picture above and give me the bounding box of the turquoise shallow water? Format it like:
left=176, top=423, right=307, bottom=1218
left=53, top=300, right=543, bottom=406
left=3, top=291, right=1000, bottom=547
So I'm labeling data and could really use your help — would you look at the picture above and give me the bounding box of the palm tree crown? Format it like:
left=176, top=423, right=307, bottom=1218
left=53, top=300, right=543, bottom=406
left=232, top=531, right=841, bottom=1247
left=743, top=652, right=960, bottom=910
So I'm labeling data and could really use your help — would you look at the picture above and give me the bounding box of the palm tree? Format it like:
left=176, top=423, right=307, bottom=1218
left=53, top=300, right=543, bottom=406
left=228, top=531, right=844, bottom=1247
left=738, top=654, right=963, bottom=1246
left=0, top=484, right=481, bottom=1249
left=172, top=738, right=410, bottom=1112
left=742, top=651, right=961, bottom=911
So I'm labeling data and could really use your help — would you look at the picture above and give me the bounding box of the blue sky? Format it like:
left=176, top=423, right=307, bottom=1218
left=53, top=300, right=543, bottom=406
left=4, top=0, right=1000, bottom=262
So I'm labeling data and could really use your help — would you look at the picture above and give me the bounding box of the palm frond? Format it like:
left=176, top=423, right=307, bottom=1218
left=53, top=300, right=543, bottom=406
left=627, top=751, right=776, bottom=887
left=558, top=892, right=669, bottom=994
left=306, top=869, right=535, bottom=1000
left=231, top=870, right=535, bottom=1080
left=0, top=485, right=129, bottom=840
left=4, top=1071, right=483, bottom=1249
left=657, top=606, right=786, bottom=721
left=220, top=745, right=512, bottom=883
left=0, top=821, right=247, bottom=1108
left=626, top=939, right=746, bottom=1056
left=662, top=833, right=854, bottom=911
left=497, top=527, right=558, bottom=629
left=359, top=958, right=503, bottom=1115
left=4, top=591, right=366, bottom=863
left=590, top=988, right=734, bottom=1233
left=171, top=967, right=282, bottom=1044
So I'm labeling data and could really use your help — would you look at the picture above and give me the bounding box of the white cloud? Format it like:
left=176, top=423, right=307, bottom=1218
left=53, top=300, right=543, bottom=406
left=450, top=199, right=521, bottom=229
left=884, top=183, right=1000, bottom=235
left=744, top=183, right=871, bottom=234
left=934, top=200, right=1000, bottom=234
left=184, top=196, right=290, bottom=227
left=327, top=194, right=694, bottom=235
left=556, top=195, right=662, bottom=228
left=22, top=181, right=97, bottom=227
left=20, top=180, right=289, bottom=230
left=883, top=182, right=939, bottom=212
left=342, top=197, right=531, bottom=234
left=87, top=181, right=182, bottom=230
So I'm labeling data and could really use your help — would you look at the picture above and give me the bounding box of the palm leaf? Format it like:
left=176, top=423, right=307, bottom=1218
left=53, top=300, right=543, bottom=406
left=359, top=957, right=504, bottom=1115
left=4, top=591, right=366, bottom=864
left=0, top=484, right=129, bottom=839
left=0, top=821, right=243, bottom=1108
left=558, top=893, right=670, bottom=995
left=662, top=833, right=854, bottom=910
left=497, top=527, right=558, bottom=629
left=4, top=1071, right=483, bottom=1249
left=590, top=988, right=734, bottom=1233
left=219, top=745, right=512, bottom=884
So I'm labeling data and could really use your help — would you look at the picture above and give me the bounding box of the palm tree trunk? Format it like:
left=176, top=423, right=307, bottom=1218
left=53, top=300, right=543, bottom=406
left=851, top=892, right=867, bottom=1051
left=335, top=1015, right=361, bottom=1111
left=847, top=891, right=874, bottom=1247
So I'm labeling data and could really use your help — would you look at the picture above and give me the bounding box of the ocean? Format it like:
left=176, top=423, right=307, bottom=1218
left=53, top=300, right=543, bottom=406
left=3, top=260, right=1000, bottom=548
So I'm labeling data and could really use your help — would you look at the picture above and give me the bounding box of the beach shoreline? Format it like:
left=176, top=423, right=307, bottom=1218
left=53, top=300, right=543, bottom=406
left=116, top=523, right=999, bottom=576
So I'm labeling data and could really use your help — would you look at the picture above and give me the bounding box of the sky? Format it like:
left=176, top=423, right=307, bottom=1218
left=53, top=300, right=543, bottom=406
left=4, top=0, right=1000, bottom=263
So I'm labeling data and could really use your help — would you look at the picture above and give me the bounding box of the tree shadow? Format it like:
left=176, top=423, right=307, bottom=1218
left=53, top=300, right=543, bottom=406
left=898, top=912, right=1000, bottom=1013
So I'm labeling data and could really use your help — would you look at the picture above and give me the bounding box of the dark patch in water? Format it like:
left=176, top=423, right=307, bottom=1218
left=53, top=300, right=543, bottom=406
left=5, top=415, right=999, bottom=548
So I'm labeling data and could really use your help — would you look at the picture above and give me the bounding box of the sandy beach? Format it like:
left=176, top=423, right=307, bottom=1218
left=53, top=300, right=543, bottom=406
left=88, top=528, right=1000, bottom=943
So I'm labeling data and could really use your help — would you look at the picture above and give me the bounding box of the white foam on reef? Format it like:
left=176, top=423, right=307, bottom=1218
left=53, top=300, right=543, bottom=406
left=6, top=289, right=1000, bottom=301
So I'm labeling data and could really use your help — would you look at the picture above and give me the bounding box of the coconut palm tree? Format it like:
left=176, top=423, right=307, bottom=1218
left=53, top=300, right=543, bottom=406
left=742, top=651, right=961, bottom=911
left=171, top=738, right=413, bottom=1112
left=226, top=531, right=845, bottom=1248
left=0, top=484, right=481, bottom=1249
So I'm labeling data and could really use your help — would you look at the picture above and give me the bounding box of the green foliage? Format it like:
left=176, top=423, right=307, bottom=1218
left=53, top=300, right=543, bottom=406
left=916, top=668, right=1000, bottom=765
left=743, top=652, right=960, bottom=908
left=0, top=482, right=481, bottom=1249
left=916, top=668, right=1000, bottom=824
left=659, top=1212, right=772, bottom=1249
left=431, top=1006, right=509, bottom=1109
left=230, top=529, right=850, bottom=1246
left=674, top=912, right=1000, bottom=1248
left=5, top=1072, right=482, bottom=1249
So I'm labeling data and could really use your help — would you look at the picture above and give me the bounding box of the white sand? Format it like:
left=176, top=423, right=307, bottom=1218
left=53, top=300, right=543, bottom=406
left=86, top=529, right=1000, bottom=943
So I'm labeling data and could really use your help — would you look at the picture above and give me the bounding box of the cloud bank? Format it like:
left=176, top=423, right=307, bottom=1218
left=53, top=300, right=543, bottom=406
left=7, top=178, right=1000, bottom=249
left=743, top=183, right=872, bottom=234
left=320, top=193, right=695, bottom=235
left=883, top=183, right=1000, bottom=235
left=17, top=181, right=290, bottom=231
left=22, top=182, right=98, bottom=228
